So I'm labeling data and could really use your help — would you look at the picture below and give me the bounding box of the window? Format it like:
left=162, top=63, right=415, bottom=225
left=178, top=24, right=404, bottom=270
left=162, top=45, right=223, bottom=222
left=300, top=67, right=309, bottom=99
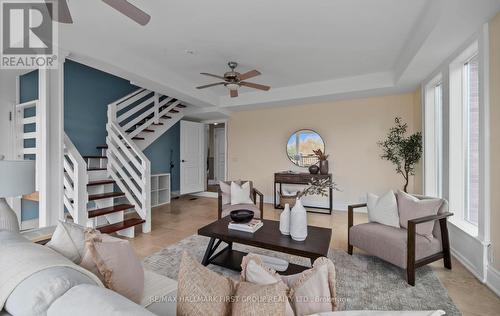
left=424, top=78, right=443, bottom=198
left=449, top=42, right=480, bottom=232
left=464, top=55, right=479, bottom=225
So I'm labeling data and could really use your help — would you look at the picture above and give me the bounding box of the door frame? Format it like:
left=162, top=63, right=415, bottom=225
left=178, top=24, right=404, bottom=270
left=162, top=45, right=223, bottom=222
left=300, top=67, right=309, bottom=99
left=199, top=119, right=228, bottom=196
left=214, top=126, right=226, bottom=182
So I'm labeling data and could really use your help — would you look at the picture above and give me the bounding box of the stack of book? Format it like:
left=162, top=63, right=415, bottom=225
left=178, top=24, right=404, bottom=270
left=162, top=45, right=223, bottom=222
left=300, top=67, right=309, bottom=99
left=228, top=219, right=263, bottom=233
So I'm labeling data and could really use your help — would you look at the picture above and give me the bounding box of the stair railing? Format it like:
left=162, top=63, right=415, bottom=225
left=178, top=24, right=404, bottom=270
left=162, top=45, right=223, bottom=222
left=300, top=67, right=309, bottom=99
left=63, top=133, right=89, bottom=226
left=107, top=91, right=152, bottom=233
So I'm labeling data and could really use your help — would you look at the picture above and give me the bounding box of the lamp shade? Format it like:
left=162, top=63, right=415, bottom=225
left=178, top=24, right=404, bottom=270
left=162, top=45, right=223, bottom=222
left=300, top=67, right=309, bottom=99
left=0, top=160, right=35, bottom=198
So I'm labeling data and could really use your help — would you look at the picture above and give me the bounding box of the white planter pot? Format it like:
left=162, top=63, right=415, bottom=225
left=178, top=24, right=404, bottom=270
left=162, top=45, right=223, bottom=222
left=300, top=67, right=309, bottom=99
left=290, top=198, right=308, bottom=241
left=279, top=203, right=291, bottom=235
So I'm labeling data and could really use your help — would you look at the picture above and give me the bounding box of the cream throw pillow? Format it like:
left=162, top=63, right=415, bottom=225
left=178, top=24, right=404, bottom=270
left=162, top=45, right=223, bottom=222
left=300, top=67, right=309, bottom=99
left=47, top=220, right=87, bottom=263
left=241, top=254, right=337, bottom=316
left=367, top=190, right=400, bottom=228
left=232, top=282, right=287, bottom=316
left=230, top=181, right=253, bottom=205
left=219, top=181, right=232, bottom=205
left=177, top=251, right=234, bottom=316
left=80, top=231, right=144, bottom=303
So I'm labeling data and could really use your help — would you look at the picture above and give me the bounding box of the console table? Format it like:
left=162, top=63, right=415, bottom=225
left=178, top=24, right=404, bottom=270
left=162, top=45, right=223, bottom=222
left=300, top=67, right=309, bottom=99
left=274, top=172, right=333, bottom=214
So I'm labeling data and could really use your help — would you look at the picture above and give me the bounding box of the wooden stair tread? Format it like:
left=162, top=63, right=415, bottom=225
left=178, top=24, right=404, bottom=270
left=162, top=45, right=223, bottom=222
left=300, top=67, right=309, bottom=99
left=132, top=136, right=145, bottom=140
left=152, top=122, right=164, bottom=125
left=169, top=109, right=179, bottom=113
left=97, top=218, right=145, bottom=234
left=127, top=128, right=154, bottom=133
left=96, top=145, right=131, bottom=149
left=83, top=155, right=107, bottom=159
left=87, top=179, right=115, bottom=186
left=176, top=104, right=186, bottom=108
left=161, top=115, right=171, bottom=119
left=87, top=167, right=107, bottom=171
left=88, top=204, right=134, bottom=218
left=88, top=192, right=125, bottom=201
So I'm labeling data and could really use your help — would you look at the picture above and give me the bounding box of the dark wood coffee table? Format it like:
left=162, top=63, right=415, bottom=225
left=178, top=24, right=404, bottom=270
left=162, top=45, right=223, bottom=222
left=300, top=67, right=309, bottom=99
left=198, top=216, right=332, bottom=275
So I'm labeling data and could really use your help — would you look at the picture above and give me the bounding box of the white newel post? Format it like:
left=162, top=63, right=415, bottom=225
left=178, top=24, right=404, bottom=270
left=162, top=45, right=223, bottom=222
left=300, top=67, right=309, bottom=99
left=142, top=158, right=151, bottom=233
left=38, top=57, right=65, bottom=227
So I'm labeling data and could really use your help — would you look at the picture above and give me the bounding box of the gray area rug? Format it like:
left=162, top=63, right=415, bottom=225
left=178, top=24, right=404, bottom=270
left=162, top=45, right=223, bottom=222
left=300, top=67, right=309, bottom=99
left=143, top=234, right=460, bottom=315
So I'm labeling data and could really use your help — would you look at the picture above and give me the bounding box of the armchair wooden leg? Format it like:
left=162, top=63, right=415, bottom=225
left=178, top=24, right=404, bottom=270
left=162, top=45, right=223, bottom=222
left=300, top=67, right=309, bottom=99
left=348, top=244, right=353, bottom=255
left=406, top=267, right=415, bottom=286
left=440, top=218, right=452, bottom=270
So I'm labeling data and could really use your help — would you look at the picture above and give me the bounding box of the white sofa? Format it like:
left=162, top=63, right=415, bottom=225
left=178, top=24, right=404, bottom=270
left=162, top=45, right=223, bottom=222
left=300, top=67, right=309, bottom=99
left=0, top=230, right=177, bottom=316
left=0, top=229, right=446, bottom=316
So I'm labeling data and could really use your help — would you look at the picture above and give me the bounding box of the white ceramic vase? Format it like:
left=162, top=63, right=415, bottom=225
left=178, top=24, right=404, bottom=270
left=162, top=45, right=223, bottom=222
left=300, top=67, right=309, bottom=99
left=279, top=203, right=291, bottom=235
left=290, top=198, right=308, bottom=241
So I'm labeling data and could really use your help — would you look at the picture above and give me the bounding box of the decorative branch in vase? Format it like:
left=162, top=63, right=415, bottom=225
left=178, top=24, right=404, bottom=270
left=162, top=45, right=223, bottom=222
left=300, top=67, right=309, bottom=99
left=297, top=178, right=339, bottom=199
left=313, top=149, right=329, bottom=175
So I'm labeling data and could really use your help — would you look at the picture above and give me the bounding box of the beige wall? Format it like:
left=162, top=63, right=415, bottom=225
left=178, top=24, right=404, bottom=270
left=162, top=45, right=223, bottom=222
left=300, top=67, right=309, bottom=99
left=228, top=91, right=422, bottom=209
left=489, top=12, right=500, bottom=270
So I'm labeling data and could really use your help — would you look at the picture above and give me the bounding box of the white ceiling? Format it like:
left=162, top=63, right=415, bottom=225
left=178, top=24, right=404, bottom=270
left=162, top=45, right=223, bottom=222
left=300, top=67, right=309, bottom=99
left=59, top=0, right=500, bottom=116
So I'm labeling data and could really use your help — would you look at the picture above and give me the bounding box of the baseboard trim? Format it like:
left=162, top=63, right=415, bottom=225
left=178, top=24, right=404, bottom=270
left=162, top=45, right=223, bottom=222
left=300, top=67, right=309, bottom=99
left=192, top=191, right=217, bottom=198
left=450, top=246, right=485, bottom=282
left=486, top=265, right=500, bottom=297
left=20, top=218, right=38, bottom=231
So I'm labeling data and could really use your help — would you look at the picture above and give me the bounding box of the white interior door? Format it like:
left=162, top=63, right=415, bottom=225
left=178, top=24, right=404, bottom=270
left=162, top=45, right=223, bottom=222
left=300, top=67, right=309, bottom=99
left=214, top=127, right=226, bottom=181
left=180, top=121, right=205, bottom=195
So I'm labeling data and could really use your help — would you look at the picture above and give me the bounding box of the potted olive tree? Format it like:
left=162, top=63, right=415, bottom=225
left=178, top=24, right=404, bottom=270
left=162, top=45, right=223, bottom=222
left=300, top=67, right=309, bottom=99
left=378, top=117, right=422, bottom=193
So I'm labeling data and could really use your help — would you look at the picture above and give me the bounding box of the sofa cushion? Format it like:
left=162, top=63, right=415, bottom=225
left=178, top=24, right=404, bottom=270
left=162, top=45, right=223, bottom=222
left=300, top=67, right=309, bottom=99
left=232, top=281, right=287, bottom=316
left=349, top=223, right=442, bottom=268
left=47, top=284, right=155, bottom=316
left=4, top=267, right=97, bottom=316
left=222, top=203, right=261, bottom=219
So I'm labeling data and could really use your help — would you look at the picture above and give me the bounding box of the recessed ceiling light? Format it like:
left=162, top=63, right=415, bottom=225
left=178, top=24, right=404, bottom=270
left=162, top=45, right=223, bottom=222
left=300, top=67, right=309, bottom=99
left=185, top=49, right=196, bottom=55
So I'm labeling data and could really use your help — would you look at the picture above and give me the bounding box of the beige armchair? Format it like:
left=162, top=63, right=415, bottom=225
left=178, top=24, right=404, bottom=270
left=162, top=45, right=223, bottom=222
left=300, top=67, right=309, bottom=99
left=217, top=181, right=264, bottom=219
left=347, top=195, right=453, bottom=286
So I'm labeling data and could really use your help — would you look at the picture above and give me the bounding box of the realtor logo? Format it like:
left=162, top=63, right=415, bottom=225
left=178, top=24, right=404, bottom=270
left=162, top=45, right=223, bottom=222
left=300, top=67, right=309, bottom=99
left=1, top=0, right=58, bottom=69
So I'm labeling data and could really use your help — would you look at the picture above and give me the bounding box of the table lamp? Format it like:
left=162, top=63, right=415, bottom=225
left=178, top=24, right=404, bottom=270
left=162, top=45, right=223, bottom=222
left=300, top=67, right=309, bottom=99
left=0, top=158, right=36, bottom=232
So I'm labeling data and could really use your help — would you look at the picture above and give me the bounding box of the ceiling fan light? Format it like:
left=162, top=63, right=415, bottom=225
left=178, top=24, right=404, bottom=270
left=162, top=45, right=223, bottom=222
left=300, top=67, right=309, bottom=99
left=225, top=83, right=239, bottom=91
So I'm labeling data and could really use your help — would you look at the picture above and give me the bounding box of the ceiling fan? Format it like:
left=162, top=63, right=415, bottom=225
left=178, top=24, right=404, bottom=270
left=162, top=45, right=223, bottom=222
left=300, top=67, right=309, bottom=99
left=46, top=0, right=151, bottom=26
left=197, top=62, right=271, bottom=98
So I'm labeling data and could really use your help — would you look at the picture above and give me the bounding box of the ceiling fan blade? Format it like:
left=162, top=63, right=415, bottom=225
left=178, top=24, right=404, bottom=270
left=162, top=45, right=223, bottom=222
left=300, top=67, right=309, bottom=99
left=102, top=0, right=151, bottom=26
left=46, top=0, right=73, bottom=24
left=240, top=81, right=271, bottom=91
left=196, top=82, right=225, bottom=89
left=238, top=70, right=261, bottom=81
left=230, top=89, right=239, bottom=98
left=200, top=73, right=226, bottom=80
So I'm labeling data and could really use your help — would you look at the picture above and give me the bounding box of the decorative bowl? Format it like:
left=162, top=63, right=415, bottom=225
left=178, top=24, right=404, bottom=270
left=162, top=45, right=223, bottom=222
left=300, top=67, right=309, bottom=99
left=230, top=210, right=254, bottom=223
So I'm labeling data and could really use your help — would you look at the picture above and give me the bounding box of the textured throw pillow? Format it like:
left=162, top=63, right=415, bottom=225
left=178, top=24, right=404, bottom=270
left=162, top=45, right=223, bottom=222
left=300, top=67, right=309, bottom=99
left=47, top=220, right=87, bottom=263
left=397, top=190, right=443, bottom=238
left=366, top=190, right=400, bottom=228
left=177, top=251, right=234, bottom=316
left=232, top=281, right=287, bottom=316
left=230, top=181, right=253, bottom=205
left=241, top=254, right=336, bottom=316
left=80, top=230, right=144, bottom=303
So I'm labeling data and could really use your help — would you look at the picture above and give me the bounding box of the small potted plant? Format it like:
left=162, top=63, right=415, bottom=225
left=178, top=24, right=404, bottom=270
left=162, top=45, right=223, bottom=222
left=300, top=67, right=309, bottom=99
left=313, top=149, right=329, bottom=175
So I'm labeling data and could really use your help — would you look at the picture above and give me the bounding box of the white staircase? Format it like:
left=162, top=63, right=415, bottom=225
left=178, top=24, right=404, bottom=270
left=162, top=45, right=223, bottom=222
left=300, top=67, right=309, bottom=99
left=63, top=88, right=186, bottom=237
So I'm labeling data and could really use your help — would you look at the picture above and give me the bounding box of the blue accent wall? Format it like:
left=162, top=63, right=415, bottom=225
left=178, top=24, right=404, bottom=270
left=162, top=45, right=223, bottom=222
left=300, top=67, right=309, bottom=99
left=64, top=60, right=180, bottom=190
left=19, top=70, right=39, bottom=221
left=144, top=122, right=180, bottom=191
left=64, top=60, right=138, bottom=155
